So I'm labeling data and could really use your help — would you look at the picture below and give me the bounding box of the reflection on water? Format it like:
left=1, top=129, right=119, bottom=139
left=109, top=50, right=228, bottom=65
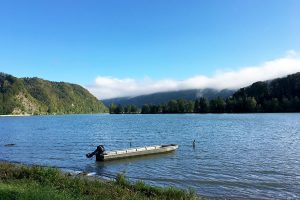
left=0, top=113, right=300, bottom=199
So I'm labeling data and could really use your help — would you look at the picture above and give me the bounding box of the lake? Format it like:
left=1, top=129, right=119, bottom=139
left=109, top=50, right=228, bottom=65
left=0, top=114, right=299, bottom=199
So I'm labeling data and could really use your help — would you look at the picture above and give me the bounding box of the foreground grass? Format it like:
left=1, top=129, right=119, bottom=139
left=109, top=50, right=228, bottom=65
left=0, top=162, right=200, bottom=200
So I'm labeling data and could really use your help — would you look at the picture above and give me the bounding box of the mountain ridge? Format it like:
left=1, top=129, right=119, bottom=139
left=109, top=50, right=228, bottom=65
left=102, top=88, right=235, bottom=107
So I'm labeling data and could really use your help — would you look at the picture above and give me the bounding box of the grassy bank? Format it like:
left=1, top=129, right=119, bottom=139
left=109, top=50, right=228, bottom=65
left=0, top=162, right=201, bottom=200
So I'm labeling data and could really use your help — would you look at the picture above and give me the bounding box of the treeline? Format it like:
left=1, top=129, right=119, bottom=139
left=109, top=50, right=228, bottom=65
left=109, top=104, right=140, bottom=114
left=141, top=100, right=194, bottom=113
left=110, top=96, right=300, bottom=114
left=141, top=96, right=299, bottom=113
left=109, top=72, right=300, bottom=114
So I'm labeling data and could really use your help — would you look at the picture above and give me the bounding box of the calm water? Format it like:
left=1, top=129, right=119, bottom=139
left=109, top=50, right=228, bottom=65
left=0, top=114, right=299, bottom=199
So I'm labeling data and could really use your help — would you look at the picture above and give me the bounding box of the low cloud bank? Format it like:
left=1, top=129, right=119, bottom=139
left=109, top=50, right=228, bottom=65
left=87, top=51, right=300, bottom=100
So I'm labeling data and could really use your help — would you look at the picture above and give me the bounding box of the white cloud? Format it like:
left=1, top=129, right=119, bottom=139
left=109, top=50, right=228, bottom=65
left=86, top=51, right=300, bottom=100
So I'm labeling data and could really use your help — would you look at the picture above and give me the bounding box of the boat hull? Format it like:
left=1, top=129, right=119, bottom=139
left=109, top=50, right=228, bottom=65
left=96, top=144, right=178, bottom=161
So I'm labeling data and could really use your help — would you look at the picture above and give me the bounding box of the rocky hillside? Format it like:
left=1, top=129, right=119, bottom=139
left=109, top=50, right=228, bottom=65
left=0, top=73, right=108, bottom=115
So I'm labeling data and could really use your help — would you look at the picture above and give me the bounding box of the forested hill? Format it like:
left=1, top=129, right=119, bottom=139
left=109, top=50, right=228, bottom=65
left=231, top=72, right=300, bottom=112
left=102, top=89, right=235, bottom=107
left=0, top=73, right=108, bottom=115
left=109, top=72, right=300, bottom=114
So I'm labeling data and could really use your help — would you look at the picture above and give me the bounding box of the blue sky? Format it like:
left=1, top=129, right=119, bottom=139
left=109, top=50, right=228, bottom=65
left=1, top=0, right=300, bottom=98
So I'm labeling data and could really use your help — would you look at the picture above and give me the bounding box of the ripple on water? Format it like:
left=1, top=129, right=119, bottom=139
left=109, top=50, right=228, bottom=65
left=0, top=113, right=300, bottom=199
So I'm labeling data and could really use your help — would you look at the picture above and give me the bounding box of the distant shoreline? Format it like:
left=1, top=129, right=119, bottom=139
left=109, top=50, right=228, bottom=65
left=0, top=113, right=110, bottom=117
left=0, top=114, right=32, bottom=117
left=1, top=112, right=299, bottom=117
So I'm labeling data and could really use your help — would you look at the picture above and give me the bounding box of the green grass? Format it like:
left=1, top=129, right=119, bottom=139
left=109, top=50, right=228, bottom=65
left=0, top=162, right=201, bottom=200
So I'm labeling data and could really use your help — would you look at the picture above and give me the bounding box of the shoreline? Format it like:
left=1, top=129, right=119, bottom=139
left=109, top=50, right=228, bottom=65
left=0, top=161, right=202, bottom=200
left=1, top=112, right=299, bottom=117
left=0, top=114, right=32, bottom=117
left=0, top=159, right=107, bottom=180
left=0, top=112, right=110, bottom=117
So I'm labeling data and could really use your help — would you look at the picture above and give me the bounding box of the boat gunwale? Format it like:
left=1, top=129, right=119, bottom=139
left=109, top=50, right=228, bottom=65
left=104, top=144, right=178, bottom=156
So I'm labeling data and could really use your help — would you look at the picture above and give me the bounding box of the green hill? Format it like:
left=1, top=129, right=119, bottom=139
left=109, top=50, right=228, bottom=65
left=231, top=72, right=300, bottom=112
left=0, top=73, right=108, bottom=115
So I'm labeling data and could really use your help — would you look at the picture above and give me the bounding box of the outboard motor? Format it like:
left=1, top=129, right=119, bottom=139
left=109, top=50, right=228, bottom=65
left=86, top=145, right=105, bottom=160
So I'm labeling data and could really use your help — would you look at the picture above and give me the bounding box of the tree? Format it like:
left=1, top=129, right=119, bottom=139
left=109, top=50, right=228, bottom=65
left=292, top=96, right=300, bottom=112
left=150, top=105, right=160, bottom=113
left=130, top=105, right=138, bottom=113
left=263, top=98, right=280, bottom=112
left=0, top=93, right=3, bottom=113
left=199, top=97, right=209, bottom=113
left=281, top=97, right=291, bottom=112
left=167, top=100, right=178, bottom=113
left=114, top=105, right=123, bottom=114
left=225, top=98, right=236, bottom=113
left=141, top=104, right=150, bottom=114
left=177, top=99, right=185, bottom=113
left=210, top=97, right=225, bottom=113
left=123, top=105, right=129, bottom=113
left=244, top=97, right=257, bottom=112
left=194, top=99, right=200, bottom=113
left=109, top=103, right=117, bottom=114
left=185, top=101, right=194, bottom=113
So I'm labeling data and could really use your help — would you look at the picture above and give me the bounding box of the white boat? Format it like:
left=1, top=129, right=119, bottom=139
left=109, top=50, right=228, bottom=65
left=87, top=144, right=178, bottom=161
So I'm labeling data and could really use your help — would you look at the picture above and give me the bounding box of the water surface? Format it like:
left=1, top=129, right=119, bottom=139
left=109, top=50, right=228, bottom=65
left=0, top=114, right=299, bottom=199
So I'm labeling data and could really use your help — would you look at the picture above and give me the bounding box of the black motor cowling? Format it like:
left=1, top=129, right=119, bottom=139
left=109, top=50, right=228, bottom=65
left=86, top=145, right=105, bottom=158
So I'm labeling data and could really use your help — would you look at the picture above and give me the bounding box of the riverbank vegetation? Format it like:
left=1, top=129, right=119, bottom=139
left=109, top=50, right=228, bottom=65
left=109, top=72, right=300, bottom=114
left=0, top=162, right=199, bottom=200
